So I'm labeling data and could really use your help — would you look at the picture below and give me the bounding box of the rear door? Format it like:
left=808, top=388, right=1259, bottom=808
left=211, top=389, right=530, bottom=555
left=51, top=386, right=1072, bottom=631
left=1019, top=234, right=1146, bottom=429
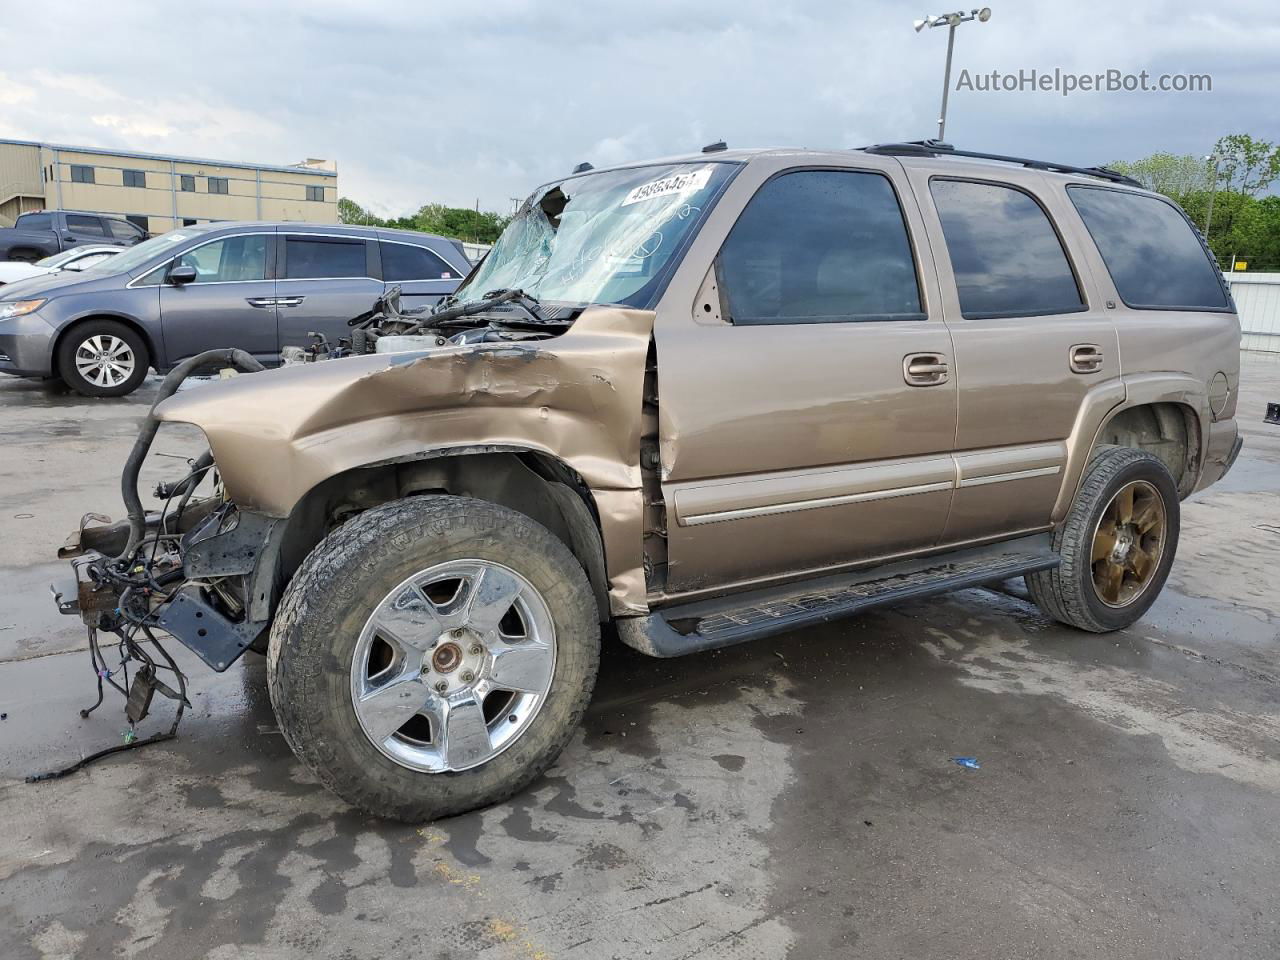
left=379, top=239, right=464, bottom=311
left=906, top=169, right=1122, bottom=544
left=275, top=232, right=383, bottom=350
left=157, top=231, right=278, bottom=366
left=655, top=159, right=958, bottom=597
left=62, top=214, right=114, bottom=249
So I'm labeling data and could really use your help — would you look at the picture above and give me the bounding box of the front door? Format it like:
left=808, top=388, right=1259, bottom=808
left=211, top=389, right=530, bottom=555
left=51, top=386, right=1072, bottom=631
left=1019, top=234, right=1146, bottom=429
left=158, top=231, right=278, bottom=367
left=276, top=233, right=384, bottom=351
left=908, top=173, right=1123, bottom=545
left=655, top=164, right=958, bottom=598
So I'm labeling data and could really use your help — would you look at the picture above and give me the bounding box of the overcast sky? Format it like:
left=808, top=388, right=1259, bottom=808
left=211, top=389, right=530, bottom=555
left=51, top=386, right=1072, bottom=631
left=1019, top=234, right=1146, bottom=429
left=2, top=0, right=1277, bottom=216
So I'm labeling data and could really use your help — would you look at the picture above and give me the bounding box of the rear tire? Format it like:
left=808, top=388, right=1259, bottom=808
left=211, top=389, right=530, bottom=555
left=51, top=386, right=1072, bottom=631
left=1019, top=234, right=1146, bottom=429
left=56, top=320, right=149, bottom=397
left=1027, top=447, right=1179, bottom=632
left=267, top=496, right=600, bottom=822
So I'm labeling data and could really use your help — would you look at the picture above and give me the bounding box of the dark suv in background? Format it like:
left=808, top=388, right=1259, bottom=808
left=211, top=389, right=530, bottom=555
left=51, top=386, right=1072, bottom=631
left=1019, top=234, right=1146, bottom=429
left=0, top=222, right=470, bottom=396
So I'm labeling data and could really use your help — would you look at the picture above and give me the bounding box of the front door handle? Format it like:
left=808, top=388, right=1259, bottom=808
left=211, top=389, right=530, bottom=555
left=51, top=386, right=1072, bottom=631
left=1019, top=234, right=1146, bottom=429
left=246, top=297, right=276, bottom=308
left=903, top=353, right=949, bottom=386
left=1069, top=343, right=1104, bottom=373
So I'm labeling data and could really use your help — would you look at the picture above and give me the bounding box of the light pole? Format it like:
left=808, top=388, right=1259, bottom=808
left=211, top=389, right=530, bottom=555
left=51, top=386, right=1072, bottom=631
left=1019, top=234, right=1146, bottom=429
left=1203, top=153, right=1221, bottom=239
left=914, top=8, right=992, bottom=142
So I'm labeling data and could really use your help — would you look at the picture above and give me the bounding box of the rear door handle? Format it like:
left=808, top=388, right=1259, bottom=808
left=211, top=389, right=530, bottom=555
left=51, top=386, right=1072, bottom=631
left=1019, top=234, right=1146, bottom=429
left=903, top=353, right=949, bottom=386
left=276, top=296, right=305, bottom=307
left=1069, top=343, right=1104, bottom=373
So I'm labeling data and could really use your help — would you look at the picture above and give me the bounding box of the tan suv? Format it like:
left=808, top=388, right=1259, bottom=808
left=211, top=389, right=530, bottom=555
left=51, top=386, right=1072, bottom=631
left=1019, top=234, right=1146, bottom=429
left=59, top=142, right=1242, bottom=820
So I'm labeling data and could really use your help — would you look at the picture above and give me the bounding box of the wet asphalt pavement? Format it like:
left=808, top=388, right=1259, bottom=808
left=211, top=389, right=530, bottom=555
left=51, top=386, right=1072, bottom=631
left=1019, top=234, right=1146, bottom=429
left=0, top=356, right=1278, bottom=959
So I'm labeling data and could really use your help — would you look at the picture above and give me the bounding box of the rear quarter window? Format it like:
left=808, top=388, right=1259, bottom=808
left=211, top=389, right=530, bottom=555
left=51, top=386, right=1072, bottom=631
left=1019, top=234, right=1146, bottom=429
left=1067, top=186, right=1229, bottom=310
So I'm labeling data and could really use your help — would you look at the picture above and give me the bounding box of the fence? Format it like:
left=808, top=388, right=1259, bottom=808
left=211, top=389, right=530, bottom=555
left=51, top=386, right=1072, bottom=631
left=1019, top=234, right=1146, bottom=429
left=1225, top=272, right=1280, bottom=353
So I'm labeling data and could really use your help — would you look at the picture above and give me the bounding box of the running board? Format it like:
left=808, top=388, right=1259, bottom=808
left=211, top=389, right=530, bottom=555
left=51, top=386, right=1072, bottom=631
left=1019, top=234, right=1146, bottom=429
left=617, top=536, right=1059, bottom=658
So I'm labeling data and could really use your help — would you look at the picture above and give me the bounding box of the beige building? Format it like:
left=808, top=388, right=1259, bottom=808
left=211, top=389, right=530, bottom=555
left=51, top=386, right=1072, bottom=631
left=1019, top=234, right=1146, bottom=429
left=0, top=139, right=337, bottom=231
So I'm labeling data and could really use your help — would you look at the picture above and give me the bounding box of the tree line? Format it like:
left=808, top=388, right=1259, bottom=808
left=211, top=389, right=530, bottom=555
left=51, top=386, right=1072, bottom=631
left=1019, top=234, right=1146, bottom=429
left=1109, top=134, right=1280, bottom=272
left=337, top=198, right=511, bottom=245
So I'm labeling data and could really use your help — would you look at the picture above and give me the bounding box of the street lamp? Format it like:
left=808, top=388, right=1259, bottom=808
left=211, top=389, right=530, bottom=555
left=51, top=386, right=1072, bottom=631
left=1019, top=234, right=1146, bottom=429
left=1203, top=153, right=1221, bottom=238
left=914, top=8, right=992, bottom=142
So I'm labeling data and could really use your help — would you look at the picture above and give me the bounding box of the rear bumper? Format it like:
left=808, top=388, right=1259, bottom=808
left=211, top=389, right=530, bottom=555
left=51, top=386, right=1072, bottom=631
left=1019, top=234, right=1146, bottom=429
left=1195, top=417, right=1242, bottom=491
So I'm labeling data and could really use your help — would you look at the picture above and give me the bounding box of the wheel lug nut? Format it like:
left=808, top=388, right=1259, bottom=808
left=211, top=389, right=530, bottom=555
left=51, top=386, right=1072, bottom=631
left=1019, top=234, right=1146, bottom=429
left=460, top=670, right=475, bottom=683
left=469, top=644, right=482, bottom=656
left=451, top=629, right=464, bottom=639
left=434, top=680, right=448, bottom=693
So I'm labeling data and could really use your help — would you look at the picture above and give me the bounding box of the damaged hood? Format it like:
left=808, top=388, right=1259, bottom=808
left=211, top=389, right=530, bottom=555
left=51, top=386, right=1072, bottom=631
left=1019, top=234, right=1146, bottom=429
left=153, top=306, right=656, bottom=519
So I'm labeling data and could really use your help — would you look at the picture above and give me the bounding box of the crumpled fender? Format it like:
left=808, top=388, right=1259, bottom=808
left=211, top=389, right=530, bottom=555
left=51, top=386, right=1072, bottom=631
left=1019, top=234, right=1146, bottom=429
left=154, top=305, right=655, bottom=613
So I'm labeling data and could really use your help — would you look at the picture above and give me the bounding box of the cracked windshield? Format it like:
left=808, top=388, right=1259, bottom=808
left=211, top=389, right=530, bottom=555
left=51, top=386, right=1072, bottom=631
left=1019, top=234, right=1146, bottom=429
left=455, top=162, right=736, bottom=308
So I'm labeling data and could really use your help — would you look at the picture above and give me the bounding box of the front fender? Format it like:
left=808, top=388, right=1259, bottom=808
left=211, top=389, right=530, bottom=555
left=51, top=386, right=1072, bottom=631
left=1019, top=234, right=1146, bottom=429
left=153, top=305, right=656, bottom=611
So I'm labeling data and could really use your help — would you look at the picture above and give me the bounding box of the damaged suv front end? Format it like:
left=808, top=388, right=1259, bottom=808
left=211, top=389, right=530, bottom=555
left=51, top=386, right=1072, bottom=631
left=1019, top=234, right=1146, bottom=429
left=52, top=158, right=738, bottom=789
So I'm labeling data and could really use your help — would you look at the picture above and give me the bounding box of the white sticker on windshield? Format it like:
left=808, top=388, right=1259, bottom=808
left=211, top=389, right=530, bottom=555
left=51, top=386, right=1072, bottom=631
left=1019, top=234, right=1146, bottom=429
left=621, top=167, right=714, bottom=206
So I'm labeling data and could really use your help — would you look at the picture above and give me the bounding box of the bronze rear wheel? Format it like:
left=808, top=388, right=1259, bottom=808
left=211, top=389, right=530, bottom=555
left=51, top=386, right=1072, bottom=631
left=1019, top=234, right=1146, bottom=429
left=1090, top=480, right=1167, bottom=607
left=1027, top=446, right=1179, bottom=633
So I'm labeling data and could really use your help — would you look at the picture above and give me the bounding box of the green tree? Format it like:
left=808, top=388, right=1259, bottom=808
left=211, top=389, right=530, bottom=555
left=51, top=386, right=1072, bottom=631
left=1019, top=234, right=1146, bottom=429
left=1107, top=153, right=1212, bottom=199
left=337, top=197, right=386, bottom=226
left=1212, top=134, right=1280, bottom=197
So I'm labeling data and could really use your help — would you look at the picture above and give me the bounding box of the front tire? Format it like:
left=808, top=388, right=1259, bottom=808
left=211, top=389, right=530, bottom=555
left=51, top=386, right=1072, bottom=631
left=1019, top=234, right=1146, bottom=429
left=267, top=496, right=600, bottom=822
left=56, top=320, right=149, bottom=397
left=1027, top=447, right=1179, bottom=632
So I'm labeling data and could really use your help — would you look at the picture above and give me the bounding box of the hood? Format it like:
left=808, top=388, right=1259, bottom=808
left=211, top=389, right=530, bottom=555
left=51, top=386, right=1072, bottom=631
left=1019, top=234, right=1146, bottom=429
left=0, top=263, right=48, bottom=284
left=0, top=267, right=128, bottom=302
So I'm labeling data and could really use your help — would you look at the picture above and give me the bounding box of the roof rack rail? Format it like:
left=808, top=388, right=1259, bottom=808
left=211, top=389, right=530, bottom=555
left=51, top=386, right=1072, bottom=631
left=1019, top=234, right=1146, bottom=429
left=859, top=139, right=1143, bottom=188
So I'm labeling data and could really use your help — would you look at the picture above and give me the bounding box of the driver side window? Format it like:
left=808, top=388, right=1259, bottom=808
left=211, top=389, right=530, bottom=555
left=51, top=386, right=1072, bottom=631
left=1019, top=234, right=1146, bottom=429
left=173, top=234, right=268, bottom=283
left=718, top=170, right=924, bottom=324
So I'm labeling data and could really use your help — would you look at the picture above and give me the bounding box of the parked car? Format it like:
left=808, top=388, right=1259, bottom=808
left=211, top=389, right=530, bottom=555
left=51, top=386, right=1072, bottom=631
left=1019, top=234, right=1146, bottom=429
left=0, top=222, right=470, bottom=396
left=0, top=245, right=121, bottom=286
left=57, top=143, right=1242, bottom=822
left=0, top=210, right=147, bottom=262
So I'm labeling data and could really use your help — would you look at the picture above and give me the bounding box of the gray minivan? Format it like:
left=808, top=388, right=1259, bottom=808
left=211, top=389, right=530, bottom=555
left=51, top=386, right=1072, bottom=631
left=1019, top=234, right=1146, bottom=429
left=0, top=222, right=470, bottom=396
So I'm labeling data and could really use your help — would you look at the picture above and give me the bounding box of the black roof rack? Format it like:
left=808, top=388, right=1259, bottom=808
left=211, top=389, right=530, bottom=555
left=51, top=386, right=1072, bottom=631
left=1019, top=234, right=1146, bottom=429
left=859, top=140, right=1143, bottom=188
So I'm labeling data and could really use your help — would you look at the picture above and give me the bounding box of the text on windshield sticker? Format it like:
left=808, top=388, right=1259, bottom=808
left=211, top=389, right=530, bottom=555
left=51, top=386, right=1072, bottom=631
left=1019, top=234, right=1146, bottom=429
left=621, top=168, right=714, bottom=206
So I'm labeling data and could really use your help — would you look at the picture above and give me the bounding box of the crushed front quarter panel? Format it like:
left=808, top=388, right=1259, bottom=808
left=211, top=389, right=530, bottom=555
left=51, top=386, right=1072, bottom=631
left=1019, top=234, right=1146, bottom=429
left=152, top=306, right=656, bottom=614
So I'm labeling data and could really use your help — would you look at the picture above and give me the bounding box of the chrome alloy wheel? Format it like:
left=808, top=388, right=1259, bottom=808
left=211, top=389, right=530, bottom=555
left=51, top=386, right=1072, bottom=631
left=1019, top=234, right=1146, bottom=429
left=74, top=334, right=135, bottom=388
left=350, top=559, right=557, bottom=773
left=1090, top=479, right=1167, bottom=608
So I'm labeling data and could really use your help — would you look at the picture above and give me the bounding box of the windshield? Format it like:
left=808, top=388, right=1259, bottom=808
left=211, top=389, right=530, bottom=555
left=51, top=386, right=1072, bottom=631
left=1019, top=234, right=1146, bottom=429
left=36, top=249, right=88, bottom=268
left=455, top=162, right=736, bottom=309
left=98, top=228, right=209, bottom=275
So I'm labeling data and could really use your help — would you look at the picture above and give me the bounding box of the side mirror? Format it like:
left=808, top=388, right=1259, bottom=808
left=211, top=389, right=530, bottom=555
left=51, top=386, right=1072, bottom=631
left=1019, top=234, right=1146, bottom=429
left=168, top=264, right=197, bottom=285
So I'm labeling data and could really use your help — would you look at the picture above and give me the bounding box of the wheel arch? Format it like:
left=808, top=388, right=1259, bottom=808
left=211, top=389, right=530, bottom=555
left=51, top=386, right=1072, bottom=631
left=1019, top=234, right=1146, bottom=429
left=271, top=448, right=613, bottom=623
left=50, top=313, right=159, bottom=379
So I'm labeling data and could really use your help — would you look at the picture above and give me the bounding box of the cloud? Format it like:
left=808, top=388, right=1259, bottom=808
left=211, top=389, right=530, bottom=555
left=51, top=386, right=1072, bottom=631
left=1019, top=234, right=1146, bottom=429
left=1, top=0, right=1276, bottom=213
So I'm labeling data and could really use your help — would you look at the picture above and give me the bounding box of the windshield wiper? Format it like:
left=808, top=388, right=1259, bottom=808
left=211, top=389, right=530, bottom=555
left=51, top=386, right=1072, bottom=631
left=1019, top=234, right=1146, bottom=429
left=429, top=288, right=545, bottom=323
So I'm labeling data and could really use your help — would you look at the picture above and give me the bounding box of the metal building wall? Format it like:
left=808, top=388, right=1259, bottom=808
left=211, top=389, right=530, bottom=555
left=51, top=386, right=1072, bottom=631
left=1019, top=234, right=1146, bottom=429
left=1227, top=273, right=1280, bottom=353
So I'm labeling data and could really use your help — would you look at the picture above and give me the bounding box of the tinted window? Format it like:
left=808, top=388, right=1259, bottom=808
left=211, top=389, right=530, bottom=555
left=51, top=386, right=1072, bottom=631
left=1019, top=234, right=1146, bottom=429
left=931, top=179, right=1083, bottom=318
left=174, top=234, right=268, bottom=283
left=123, top=169, right=146, bottom=188
left=66, top=215, right=108, bottom=237
left=70, top=165, right=95, bottom=183
left=1068, top=187, right=1228, bottom=310
left=179, top=174, right=196, bottom=192
left=285, top=237, right=366, bottom=279
left=113, top=218, right=146, bottom=239
left=17, top=213, right=52, bottom=231
left=382, top=242, right=458, bottom=281
left=208, top=177, right=229, bottom=195
left=719, top=170, right=922, bottom=324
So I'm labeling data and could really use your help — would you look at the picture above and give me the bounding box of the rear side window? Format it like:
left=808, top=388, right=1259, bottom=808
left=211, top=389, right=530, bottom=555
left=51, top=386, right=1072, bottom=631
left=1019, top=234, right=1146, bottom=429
left=17, top=213, right=52, bottom=231
left=66, top=215, right=108, bottom=237
left=284, top=237, right=367, bottom=279
left=930, top=179, right=1083, bottom=318
left=111, top=219, right=145, bottom=241
left=718, top=169, right=923, bottom=324
left=381, top=242, right=458, bottom=281
left=1068, top=187, right=1229, bottom=310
